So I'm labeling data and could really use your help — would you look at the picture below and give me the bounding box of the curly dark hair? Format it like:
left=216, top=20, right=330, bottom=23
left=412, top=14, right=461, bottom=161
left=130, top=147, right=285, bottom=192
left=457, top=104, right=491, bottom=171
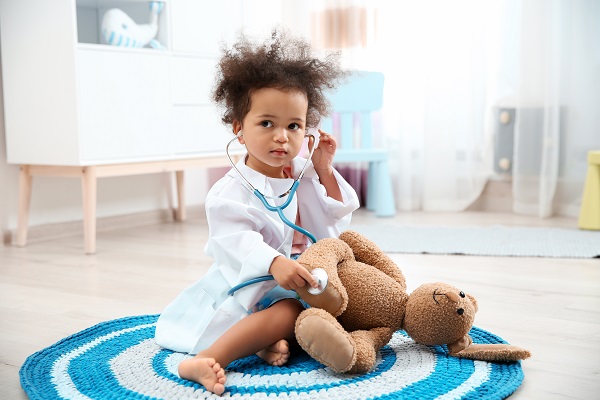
left=213, top=28, right=347, bottom=131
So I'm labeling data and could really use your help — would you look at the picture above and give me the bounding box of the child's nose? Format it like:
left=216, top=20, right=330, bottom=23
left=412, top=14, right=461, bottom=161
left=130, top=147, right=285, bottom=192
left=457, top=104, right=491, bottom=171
left=274, top=129, right=289, bottom=142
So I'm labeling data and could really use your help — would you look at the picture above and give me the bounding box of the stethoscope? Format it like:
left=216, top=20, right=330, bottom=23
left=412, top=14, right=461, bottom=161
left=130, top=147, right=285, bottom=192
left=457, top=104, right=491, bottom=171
left=225, top=131, right=329, bottom=296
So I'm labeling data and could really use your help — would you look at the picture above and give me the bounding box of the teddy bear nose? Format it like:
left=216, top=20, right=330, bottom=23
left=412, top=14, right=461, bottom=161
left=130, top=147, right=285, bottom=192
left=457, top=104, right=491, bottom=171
left=445, top=291, right=460, bottom=303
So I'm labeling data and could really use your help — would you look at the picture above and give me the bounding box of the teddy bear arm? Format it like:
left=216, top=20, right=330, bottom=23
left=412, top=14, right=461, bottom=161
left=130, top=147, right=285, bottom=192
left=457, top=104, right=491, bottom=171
left=448, top=334, right=531, bottom=362
left=451, top=343, right=531, bottom=362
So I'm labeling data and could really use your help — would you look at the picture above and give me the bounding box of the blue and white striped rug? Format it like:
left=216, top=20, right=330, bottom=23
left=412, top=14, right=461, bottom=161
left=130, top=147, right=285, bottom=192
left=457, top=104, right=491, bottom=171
left=20, top=315, right=525, bottom=399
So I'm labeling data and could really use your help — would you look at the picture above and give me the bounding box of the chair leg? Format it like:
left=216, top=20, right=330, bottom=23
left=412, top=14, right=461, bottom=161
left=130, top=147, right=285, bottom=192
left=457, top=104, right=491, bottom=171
left=366, top=164, right=376, bottom=212
left=368, top=161, right=396, bottom=217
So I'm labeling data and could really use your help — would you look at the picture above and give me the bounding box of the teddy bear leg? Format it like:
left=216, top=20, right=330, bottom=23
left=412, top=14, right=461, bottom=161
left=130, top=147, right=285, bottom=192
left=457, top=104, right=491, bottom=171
left=346, top=327, right=395, bottom=374
left=339, top=230, right=407, bottom=290
left=295, top=308, right=357, bottom=373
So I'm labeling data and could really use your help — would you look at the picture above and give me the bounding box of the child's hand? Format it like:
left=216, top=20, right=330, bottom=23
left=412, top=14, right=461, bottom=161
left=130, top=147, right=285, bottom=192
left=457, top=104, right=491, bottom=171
left=269, top=256, right=318, bottom=291
left=311, top=129, right=337, bottom=173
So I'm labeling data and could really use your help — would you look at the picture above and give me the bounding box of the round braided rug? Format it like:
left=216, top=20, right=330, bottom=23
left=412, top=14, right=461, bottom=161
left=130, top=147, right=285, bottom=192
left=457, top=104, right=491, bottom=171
left=20, top=314, right=524, bottom=399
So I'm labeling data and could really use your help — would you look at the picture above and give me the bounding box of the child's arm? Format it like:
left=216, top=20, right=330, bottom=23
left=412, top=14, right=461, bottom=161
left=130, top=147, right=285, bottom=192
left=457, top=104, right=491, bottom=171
left=311, top=130, right=343, bottom=201
left=269, top=256, right=318, bottom=291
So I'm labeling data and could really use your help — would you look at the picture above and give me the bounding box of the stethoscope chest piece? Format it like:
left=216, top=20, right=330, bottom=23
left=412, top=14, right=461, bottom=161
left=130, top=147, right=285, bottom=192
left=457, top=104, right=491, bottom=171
left=307, top=268, right=328, bottom=295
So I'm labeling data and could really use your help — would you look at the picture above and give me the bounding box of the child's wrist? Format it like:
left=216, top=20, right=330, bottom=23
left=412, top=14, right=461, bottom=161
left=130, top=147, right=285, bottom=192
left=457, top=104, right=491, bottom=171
left=315, top=166, right=333, bottom=175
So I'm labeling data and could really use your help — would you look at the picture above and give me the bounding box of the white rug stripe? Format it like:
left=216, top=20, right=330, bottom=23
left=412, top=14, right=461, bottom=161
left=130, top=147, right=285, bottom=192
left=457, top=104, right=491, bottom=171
left=112, top=333, right=441, bottom=399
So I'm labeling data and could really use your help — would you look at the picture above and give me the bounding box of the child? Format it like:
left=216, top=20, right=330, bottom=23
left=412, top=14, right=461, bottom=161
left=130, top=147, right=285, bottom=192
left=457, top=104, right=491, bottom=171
left=155, top=29, right=360, bottom=395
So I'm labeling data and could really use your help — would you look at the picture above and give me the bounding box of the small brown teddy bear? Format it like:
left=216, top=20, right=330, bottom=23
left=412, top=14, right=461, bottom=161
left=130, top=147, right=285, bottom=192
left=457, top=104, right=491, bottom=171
left=294, top=230, right=531, bottom=374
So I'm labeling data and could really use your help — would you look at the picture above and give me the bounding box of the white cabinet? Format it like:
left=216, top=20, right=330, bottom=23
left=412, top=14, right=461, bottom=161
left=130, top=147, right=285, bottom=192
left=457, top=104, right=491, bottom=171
left=1, top=0, right=242, bottom=166
left=0, top=0, right=250, bottom=254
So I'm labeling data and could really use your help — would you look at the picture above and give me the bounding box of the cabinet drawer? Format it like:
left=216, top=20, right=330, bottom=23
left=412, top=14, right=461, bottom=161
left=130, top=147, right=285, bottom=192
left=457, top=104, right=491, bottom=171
left=170, top=56, right=216, bottom=106
left=77, top=49, right=171, bottom=163
left=171, top=105, right=232, bottom=155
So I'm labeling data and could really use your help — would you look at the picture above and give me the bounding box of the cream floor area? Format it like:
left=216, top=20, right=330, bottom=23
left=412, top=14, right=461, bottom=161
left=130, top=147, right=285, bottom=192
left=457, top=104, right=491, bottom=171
left=1, top=209, right=598, bottom=399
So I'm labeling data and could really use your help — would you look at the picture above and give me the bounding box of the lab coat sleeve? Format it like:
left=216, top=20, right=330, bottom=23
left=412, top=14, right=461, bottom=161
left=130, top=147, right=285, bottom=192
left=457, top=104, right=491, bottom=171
left=298, top=164, right=360, bottom=240
left=205, top=196, right=281, bottom=310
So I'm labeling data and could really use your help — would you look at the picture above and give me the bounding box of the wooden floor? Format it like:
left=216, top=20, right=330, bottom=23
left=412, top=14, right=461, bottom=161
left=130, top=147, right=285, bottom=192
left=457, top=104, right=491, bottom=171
left=1, top=209, right=598, bottom=399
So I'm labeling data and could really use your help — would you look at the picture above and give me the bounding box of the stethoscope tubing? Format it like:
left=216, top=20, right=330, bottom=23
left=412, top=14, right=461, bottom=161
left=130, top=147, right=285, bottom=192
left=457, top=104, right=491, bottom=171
left=225, top=132, right=321, bottom=296
left=254, top=184, right=318, bottom=244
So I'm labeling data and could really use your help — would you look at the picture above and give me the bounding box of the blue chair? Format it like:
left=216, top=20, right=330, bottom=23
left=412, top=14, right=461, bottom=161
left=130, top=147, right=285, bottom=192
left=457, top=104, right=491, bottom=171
left=321, top=71, right=396, bottom=217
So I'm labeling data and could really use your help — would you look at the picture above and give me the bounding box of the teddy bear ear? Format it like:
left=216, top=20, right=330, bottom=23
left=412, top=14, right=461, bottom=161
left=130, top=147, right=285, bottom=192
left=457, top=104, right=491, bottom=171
left=467, top=293, right=478, bottom=312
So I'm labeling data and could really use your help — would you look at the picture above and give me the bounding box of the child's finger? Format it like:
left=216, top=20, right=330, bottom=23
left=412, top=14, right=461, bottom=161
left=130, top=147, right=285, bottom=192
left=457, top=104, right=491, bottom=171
left=299, top=268, right=319, bottom=288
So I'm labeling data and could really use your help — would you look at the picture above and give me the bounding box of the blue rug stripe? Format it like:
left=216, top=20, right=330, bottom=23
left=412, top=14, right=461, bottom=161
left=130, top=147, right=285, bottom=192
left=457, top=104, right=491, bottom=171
left=461, top=362, right=524, bottom=400
left=67, top=326, right=156, bottom=399
left=19, top=315, right=159, bottom=400
left=373, top=357, right=476, bottom=400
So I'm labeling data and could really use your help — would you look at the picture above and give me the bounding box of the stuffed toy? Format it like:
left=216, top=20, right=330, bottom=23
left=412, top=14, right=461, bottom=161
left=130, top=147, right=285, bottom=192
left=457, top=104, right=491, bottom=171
left=101, top=1, right=166, bottom=50
left=294, top=230, right=531, bottom=374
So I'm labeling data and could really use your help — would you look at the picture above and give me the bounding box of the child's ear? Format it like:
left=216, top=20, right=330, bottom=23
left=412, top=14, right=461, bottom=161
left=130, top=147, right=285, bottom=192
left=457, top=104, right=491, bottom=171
left=232, top=121, right=244, bottom=144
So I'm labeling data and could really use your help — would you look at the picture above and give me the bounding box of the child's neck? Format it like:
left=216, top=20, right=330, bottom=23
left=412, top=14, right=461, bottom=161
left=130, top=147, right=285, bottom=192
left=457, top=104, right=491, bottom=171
left=245, top=156, right=289, bottom=179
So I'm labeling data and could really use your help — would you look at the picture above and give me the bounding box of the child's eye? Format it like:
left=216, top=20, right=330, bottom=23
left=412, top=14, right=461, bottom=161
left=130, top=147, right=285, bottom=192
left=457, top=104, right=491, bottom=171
left=289, top=123, right=301, bottom=130
left=261, top=121, right=273, bottom=128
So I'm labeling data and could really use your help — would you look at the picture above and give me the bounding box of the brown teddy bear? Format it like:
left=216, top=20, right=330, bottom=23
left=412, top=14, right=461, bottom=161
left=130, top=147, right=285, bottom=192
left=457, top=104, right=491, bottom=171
left=294, top=230, right=531, bottom=374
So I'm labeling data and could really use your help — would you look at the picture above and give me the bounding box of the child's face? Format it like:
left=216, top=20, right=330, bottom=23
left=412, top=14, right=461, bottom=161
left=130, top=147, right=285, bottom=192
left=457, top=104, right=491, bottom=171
left=235, top=87, right=309, bottom=178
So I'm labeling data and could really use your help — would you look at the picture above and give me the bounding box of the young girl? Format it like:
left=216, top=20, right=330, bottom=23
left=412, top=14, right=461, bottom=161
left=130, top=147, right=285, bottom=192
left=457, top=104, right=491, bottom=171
left=155, top=29, right=360, bottom=395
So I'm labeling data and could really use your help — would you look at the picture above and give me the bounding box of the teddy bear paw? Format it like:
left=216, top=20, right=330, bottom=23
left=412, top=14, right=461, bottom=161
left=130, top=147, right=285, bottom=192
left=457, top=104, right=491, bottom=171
left=295, top=308, right=357, bottom=373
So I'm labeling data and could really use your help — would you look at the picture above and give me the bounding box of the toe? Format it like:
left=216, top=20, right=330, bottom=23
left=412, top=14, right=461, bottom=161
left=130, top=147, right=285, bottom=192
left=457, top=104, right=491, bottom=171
left=213, top=383, right=225, bottom=396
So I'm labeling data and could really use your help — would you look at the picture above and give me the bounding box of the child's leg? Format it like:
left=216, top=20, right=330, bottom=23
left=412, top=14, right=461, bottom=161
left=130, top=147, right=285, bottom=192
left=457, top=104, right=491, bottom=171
left=178, top=299, right=304, bottom=394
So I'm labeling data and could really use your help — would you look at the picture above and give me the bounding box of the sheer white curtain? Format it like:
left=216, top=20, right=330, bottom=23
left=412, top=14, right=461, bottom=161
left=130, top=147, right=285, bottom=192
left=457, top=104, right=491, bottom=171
left=283, top=0, right=600, bottom=217
left=512, top=0, right=600, bottom=217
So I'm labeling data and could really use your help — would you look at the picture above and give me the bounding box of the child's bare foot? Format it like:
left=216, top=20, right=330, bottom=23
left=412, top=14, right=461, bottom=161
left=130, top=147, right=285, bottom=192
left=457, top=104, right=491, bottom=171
left=257, top=339, right=290, bottom=366
left=178, top=357, right=226, bottom=395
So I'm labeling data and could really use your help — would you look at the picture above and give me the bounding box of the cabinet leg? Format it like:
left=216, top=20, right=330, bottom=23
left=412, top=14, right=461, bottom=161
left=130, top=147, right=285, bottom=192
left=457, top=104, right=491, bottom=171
left=16, top=165, right=32, bottom=247
left=175, top=170, right=186, bottom=221
left=81, top=167, right=97, bottom=255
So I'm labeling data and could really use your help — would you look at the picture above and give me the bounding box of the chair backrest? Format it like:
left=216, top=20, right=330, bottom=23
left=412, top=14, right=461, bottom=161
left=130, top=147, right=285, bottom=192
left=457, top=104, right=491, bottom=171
left=320, top=71, right=384, bottom=150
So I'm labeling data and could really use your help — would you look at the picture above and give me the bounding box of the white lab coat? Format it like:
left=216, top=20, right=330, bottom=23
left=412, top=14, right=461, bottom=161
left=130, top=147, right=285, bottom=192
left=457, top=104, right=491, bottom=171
left=155, top=155, right=360, bottom=354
